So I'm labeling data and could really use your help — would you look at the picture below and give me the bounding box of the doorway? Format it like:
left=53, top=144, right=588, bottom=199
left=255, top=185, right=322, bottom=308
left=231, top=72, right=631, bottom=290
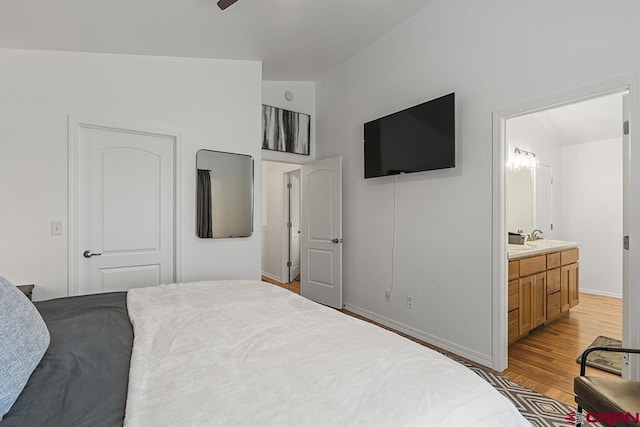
left=261, top=157, right=344, bottom=309
left=492, top=74, right=640, bottom=380
left=503, top=92, right=625, bottom=402
left=261, top=160, right=301, bottom=285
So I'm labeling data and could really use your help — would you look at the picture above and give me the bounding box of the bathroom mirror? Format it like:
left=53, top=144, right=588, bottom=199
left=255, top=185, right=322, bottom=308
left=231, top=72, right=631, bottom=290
left=196, top=149, right=254, bottom=238
left=506, top=168, right=535, bottom=234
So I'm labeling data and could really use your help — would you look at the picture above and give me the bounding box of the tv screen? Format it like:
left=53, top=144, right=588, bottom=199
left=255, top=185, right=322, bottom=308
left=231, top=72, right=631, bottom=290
left=364, top=93, right=455, bottom=179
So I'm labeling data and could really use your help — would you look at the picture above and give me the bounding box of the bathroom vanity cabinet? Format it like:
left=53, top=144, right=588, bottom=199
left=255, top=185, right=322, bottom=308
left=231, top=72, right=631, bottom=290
left=508, top=246, right=579, bottom=345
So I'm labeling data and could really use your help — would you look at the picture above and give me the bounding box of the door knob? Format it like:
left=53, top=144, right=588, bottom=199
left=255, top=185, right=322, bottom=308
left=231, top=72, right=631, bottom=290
left=332, top=238, right=343, bottom=244
left=83, top=250, right=102, bottom=258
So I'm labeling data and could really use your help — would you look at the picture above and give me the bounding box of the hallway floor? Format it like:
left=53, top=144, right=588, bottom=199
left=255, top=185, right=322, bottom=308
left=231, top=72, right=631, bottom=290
left=503, top=293, right=622, bottom=405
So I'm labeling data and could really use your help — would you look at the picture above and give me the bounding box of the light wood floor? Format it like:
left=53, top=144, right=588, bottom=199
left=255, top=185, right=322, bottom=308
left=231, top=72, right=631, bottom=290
left=262, top=276, right=300, bottom=294
left=261, top=277, right=622, bottom=406
left=504, top=293, right=622, bottom=405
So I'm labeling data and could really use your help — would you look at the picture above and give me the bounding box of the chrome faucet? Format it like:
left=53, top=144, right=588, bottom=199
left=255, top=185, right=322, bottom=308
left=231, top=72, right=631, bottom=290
left=528, top=229, right=543, bottom=241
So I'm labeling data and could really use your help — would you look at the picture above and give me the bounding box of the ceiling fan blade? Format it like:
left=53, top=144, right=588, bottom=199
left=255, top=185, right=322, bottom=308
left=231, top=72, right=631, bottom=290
left=217, top=0, right=238, bottom=10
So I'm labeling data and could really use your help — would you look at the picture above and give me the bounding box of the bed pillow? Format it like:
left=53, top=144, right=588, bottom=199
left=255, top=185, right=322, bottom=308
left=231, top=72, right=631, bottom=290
left=0, top=276, right=50, bottom=420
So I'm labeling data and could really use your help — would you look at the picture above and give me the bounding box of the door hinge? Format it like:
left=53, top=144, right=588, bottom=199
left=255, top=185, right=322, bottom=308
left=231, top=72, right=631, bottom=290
left=287, top=183, right=292, bottom=189
left=624, top=235, right=630, bottom=250
left=550, top=223, right=553, bottom=230
left=624, top=120, right=630, bottom=136
left=286, top=261, right=292, bottom=267
left=287, top=222, right=292, bottom=228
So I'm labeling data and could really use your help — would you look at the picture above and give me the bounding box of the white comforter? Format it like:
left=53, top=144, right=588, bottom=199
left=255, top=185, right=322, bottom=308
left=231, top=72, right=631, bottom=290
left=125, top=280, right=529, bottom=427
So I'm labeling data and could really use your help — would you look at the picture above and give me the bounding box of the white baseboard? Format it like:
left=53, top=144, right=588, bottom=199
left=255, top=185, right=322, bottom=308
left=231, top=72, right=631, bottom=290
left=343, top=303, right=494, bottom=369
left=261, top=272, right=282, bottom=283
left=581, top=288, right=622, bottom=299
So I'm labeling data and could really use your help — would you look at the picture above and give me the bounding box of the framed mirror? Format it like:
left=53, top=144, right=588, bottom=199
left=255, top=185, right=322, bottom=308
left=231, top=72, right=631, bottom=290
left=196, top=149, right=254, bottom=238
left=506, top=167, right=535, bottom=234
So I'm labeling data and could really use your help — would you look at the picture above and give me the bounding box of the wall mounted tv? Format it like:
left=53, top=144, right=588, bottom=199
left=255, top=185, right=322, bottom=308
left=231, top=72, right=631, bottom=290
left=364, top=93, right=455, bottom=179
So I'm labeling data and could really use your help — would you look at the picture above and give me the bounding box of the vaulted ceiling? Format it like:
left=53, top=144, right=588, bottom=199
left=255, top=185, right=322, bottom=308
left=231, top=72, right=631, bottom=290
left=0, top=0, right=434, bottom=80
left=527, top=93, right=624, bottom=146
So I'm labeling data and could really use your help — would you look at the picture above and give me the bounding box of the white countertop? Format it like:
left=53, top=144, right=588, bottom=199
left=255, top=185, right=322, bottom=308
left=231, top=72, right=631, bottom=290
left=508, top=239, right=580, bottom=260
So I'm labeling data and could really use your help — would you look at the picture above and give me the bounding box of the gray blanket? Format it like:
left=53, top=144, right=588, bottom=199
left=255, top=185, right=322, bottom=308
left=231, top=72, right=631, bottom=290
left=2, top=292, right=132, bottom=427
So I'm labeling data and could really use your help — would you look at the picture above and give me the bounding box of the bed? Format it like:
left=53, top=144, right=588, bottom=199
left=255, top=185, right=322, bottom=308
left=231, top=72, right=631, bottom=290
left=2, top=279, right=530, bottom=426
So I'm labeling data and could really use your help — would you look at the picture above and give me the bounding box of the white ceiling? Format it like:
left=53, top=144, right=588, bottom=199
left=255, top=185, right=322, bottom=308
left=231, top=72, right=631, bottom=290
left=526, top=93, right=624, bottom=146
left=0, top=0, right=434, bottom=81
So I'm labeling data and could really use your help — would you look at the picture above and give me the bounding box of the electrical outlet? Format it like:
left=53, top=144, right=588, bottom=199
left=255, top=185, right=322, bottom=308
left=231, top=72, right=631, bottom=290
left=406, top=296, right=414, bottom=309
left=385, top=291, right=391, bottom=302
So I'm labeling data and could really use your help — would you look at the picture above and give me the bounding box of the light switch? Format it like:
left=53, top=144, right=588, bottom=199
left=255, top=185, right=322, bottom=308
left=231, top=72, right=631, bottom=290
left=51, top=221, right=63, bottom=236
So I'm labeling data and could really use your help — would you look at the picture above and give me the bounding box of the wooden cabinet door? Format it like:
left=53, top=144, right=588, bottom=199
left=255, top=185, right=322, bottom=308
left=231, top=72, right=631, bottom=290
left=508, top=309, right=519, bottom=344
left=519, top=275, right=534, bottom=336
left=508, top=279, right=519, bottom=311
left=519, top=255, right=546, bottom=276
left=560, top=265, right=571, bottom=312
left=546, top=252, right=561, bottom=269
left=561, top=248, right=579, bottom=265
left=532, top=272, right=547, bottom=328
left=508, top=261, right=520, bottom=281
left=568, top=263, right=579, bottom=308
left=547, top=290, right=561, bottom=320
left=547, top=267, right=560, bottom=294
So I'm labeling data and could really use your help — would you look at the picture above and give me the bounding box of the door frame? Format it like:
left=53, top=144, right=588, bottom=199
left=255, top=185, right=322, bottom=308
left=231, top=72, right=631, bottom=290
left=67, top=115, right=184, bottom=296
left=283, top=169, right=301, bottom=283
left=492, top=73, right=640, bottom=376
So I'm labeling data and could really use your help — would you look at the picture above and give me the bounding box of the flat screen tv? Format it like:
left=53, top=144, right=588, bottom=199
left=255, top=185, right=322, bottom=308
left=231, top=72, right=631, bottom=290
left=364, top=93, right=455, bottom=179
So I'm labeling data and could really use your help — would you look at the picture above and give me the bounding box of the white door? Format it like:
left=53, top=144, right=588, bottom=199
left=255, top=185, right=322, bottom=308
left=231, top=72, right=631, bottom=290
left=287, top=170, right=301, bottom=282
left=300, top=157, right=342, bottom=308
left=77, top=124, right=176, bottom=294
left=535, top=164, right=553, bottom=236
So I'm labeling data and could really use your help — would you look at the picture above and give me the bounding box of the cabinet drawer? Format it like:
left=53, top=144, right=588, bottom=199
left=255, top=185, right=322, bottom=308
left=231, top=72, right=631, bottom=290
left=508, top=279, right=519, bottom=311
left=547, top=268, right=560, bottom=294
left=508, top=261, right=520, bottom=281
left=508, top=309, right=519, bottom=344
left=519, top=255, right=546, bottom=276
left=547, top=252, right=561, bottom=269
left=561, top=248, right=579, bottom=265
left=547, top=290, right=561, bottom=320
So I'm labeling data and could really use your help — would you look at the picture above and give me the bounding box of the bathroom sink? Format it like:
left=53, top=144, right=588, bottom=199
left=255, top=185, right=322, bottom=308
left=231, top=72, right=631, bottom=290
left=525, top=240, right=563, bottom=248
left=508, top=239, right=579, bottom=258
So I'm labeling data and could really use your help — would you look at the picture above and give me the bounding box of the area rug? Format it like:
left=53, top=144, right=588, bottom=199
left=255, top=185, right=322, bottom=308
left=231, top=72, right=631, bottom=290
left=454, top=358, right=581, bottom=427
left=575, top=336, right=622, bottom=376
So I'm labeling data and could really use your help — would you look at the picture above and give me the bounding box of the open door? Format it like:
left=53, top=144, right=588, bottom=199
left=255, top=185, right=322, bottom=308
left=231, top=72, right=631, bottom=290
left=300, top=157, right=343, bottom=308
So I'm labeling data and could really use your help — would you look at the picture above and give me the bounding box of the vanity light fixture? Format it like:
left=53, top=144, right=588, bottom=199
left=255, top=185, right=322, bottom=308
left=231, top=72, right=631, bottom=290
left=507, top=147, right=539, bottom=171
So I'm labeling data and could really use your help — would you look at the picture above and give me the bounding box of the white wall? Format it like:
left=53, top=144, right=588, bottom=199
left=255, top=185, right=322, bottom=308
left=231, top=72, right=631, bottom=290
left=261, top=161, right=299, bottom=282
left=315, top=0, right=640, bottom=366
left=0, top=49, right=262, bottom=300
left=262, top=81, right=316, bottom=163
left=561, top=138, right=623, bottom=297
